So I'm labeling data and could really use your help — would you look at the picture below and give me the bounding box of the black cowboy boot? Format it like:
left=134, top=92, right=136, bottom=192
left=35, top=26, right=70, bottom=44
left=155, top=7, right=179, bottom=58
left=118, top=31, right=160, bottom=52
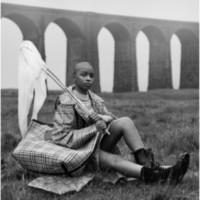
left=140, top=152, right=190, bottom=184
left=133, top=148, right=155, bottom=168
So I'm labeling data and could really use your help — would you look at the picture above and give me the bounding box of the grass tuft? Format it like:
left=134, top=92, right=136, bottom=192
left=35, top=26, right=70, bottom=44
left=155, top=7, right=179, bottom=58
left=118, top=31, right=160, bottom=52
left=1, top=133, right=21, bottom=152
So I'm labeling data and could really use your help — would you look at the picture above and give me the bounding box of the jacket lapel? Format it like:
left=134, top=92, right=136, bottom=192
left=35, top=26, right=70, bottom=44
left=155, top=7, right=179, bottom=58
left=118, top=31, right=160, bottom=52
left=66, top=86, right=104, bottom=123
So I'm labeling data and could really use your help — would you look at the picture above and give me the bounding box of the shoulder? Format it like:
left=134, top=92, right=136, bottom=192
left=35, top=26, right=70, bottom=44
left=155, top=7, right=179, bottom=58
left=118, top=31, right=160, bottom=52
left=55, top=93, right=74, bottom=110
left=59, top=92, right=74, bottom=105
left=57, top=85, right=75, bottom=105
left=89, top=90, right=104, bottom=103
left=55, top=87, right=75, bottom=109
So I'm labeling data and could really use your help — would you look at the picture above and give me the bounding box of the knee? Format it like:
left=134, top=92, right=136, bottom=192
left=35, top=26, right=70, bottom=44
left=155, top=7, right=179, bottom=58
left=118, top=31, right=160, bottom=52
left=115, top=117, right=137, bottom=132
left=110, top=117, right=134, bottom=132
left=118, top=117, right=133, bottom=126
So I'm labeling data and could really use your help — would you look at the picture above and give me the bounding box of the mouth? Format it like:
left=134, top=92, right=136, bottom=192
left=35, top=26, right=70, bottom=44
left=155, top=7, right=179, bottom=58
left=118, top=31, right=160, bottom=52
left=85, top=83, right=92, bottom=88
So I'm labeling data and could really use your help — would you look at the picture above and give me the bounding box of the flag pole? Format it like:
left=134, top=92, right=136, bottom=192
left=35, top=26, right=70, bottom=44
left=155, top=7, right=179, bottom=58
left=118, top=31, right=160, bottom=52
left=43, top=68, right=90, bottom=115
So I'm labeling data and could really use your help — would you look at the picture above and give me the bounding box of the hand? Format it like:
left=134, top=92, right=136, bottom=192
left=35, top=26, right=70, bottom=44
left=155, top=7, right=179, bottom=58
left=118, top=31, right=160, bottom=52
left=98, top=114, right=113, bottom=123
left=95, top=119, right=107, bottom=131
left=89, top=112, right=101, bottom=123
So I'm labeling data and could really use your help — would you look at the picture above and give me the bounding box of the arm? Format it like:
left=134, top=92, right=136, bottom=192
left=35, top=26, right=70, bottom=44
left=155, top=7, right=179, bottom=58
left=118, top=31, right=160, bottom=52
left=52, top=103, right=98, bottom=145
left=51, top=99, right=108, bottom=148
left=97, top=102, right=117, bottom=124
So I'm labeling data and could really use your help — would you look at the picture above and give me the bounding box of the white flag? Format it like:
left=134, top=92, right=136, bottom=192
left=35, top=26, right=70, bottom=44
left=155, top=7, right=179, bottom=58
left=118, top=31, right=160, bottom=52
left=18, top=40, right=48, bottom=137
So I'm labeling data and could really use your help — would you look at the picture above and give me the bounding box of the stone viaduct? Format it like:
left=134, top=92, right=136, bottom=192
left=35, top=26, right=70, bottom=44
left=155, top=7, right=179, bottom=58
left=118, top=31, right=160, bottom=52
left=1, top=3, right=199, bottom=92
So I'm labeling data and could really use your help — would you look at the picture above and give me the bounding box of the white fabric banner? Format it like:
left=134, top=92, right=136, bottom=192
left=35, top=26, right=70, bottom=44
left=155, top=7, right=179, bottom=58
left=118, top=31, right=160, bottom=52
left=18, top=41, right=47, bottom=137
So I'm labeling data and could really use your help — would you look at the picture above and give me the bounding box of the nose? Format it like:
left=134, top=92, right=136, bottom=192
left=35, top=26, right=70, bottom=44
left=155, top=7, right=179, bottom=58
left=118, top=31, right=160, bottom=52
left=86, top=75, right=92, bottom=82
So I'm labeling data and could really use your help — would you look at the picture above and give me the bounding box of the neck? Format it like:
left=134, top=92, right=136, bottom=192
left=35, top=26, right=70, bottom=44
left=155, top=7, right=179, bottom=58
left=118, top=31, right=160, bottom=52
left=73, top=88, right=89, bottom=101
left=74, top=86, right=88, bottom=95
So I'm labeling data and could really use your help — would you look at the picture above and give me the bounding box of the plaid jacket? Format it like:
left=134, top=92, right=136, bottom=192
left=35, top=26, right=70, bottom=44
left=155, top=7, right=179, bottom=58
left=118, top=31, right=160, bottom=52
left=51, top=85, right=116, bottom=148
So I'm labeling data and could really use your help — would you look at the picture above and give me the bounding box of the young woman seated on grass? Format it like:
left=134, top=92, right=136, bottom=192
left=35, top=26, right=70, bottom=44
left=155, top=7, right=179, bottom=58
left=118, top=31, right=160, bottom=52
left=45, top=61, right=189, bottom=184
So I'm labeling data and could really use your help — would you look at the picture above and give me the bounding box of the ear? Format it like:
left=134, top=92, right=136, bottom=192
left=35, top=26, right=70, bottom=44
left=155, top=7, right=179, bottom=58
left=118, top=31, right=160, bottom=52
left=73, top=73, right=77, bottom=83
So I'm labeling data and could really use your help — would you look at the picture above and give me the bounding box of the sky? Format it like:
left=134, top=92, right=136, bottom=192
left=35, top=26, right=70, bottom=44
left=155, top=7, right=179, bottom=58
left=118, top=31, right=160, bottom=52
left=1, top=0, right=199, bottom=91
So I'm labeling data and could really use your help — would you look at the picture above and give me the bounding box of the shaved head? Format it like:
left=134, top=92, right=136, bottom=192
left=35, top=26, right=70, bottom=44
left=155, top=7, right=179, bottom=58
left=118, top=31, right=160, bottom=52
left=73, top=61, right=94, bottom=93
left=74, top=62, right=94, bottom=76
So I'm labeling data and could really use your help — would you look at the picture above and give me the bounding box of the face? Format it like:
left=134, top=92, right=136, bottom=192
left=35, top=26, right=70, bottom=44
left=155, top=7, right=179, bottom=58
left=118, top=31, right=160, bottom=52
left=74, top=62, right=94, bottom=94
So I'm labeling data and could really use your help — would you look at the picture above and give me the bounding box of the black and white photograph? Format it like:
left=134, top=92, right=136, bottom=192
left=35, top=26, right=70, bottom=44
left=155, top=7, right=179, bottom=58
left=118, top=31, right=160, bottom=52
left=1, top=0, right=199, bottom=199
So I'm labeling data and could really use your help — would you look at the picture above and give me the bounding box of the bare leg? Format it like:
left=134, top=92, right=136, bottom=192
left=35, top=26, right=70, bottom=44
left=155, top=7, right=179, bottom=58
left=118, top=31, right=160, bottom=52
left=99, top=150, right=142, bottom=178
left=100, top=117, right=144, bottom=152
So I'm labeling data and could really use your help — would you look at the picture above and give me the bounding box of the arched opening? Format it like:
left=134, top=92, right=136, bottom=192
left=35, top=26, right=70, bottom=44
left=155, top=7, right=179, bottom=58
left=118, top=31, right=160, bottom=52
left=136, top=31, right=149, bottom=92
left=170, top=34, right=181, bottom=89
left=98, top=27, right=114, bottom=92
left=98, top=22, right=132, bottom=92
left=45, top=18, right=84, bottom=90
left=4, top=13, right=39, bottom=45
left=1, top=18, right=23, bottom=89
left=2, top=14, right=39, bottom=89
left=45, top=22, right=67, bottom=90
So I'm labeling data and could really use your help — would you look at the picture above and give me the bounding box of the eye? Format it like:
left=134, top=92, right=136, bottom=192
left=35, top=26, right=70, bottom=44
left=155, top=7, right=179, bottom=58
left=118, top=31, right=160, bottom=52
left=80, top=72, right=87, bottom=77
left=89, top=73, right=94, bottom=78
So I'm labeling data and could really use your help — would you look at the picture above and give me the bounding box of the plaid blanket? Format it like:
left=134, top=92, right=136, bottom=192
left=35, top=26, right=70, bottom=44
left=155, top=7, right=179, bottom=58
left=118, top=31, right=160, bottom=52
left=12, top=120, right=102, bottom=177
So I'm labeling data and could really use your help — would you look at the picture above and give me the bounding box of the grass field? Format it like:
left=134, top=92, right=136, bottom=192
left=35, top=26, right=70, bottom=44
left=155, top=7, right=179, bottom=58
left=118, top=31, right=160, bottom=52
left=1, top=89, right=199, bottom=200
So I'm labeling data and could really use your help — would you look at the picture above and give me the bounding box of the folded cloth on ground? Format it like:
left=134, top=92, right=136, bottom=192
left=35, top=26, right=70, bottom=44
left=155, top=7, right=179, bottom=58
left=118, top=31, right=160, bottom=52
left=28, top=171, right=137, bottom=195
left=28, top=173, right=95, bottom=195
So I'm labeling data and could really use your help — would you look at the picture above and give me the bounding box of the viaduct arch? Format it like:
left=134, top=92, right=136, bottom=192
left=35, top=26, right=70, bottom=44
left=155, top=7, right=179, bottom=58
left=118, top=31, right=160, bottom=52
left=2, top=3, right=199, bottom=92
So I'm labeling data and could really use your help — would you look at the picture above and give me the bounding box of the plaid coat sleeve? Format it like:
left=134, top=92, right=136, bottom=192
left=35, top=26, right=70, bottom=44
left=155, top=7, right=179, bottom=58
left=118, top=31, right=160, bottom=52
left=89, top=91, right=117, bottom=120
left=52, top=98, right=99, bottom=149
